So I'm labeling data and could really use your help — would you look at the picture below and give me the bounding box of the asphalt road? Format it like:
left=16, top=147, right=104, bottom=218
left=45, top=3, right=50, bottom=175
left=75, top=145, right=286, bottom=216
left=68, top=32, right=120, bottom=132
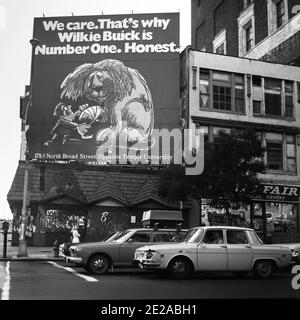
left=0, top=260, right=299, bottom=300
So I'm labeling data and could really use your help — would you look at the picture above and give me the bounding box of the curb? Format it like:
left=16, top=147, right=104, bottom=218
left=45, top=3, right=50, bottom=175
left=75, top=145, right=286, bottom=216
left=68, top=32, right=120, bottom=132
left=0, top=257, right=64, bottom=262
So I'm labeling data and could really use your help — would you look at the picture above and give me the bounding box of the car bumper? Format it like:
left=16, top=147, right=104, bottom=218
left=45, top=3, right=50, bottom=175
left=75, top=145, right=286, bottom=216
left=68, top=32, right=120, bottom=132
left=133, top=259, right=161, bottom=270
left=65, top=256, right=83, bottom=264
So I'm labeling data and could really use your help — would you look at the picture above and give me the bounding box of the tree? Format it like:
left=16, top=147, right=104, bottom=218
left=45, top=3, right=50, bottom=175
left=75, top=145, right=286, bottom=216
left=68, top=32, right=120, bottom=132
left=159, top=128, right=266, bottom=224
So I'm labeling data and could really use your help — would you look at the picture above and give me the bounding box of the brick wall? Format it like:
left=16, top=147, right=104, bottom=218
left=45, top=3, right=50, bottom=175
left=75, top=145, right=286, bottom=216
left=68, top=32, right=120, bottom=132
left=261, top=31, right=300, bottom=65
left=191, top=0, right=244, bottom=55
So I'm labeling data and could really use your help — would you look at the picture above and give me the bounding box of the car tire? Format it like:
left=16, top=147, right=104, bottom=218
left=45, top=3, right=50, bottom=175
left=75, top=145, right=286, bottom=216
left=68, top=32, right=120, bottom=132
left=87, top=254, right=110, bottom=275
left=167, top=257, right=192, bottom=279
left=253, top=260, right=274, bottom=278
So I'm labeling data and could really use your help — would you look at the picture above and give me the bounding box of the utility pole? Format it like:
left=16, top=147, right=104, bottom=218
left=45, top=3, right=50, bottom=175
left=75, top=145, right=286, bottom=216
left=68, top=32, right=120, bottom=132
left=18, top=38, right=40, bottom=257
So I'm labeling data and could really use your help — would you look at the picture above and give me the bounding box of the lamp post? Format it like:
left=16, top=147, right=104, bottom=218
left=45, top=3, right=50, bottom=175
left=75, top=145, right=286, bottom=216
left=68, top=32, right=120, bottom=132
left=18, top=38, right=40, bottom=257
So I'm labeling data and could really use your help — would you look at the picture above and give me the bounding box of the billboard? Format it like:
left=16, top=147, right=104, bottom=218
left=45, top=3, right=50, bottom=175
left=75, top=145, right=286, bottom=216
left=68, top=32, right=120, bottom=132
left=27, top=13, right=180, bottom=164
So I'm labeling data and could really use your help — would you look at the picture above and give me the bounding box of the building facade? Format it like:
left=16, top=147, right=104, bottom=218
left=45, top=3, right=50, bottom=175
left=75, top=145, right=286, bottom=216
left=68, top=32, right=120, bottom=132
left=181, top=48, right=300, bottom=243
left=191, top=0, right=300, bottom=65
left=7, top=162, right=194, bottom=246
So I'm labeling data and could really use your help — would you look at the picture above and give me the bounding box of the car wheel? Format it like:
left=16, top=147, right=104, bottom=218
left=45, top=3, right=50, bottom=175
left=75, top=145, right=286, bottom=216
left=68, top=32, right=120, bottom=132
left=167, top=257, right=192, bottom=279
left=87, top=254, right=110, bottom=275
left=253, top=260, right=274, bottom=278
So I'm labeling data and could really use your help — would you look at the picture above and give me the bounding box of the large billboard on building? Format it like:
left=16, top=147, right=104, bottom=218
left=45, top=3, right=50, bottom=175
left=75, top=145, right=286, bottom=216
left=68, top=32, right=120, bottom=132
left=27, top=13, right=180, bottom=164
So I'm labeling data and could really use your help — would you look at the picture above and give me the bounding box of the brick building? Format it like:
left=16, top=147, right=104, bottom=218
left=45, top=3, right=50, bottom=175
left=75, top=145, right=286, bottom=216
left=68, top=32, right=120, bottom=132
left=191, top=0, right=300, bottom=65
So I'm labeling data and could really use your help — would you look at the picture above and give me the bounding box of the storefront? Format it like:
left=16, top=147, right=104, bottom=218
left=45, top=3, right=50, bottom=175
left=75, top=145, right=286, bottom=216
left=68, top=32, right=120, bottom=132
left=251, top=184, right=300, bottom=244
left=201, top=184, right=300, bottom=244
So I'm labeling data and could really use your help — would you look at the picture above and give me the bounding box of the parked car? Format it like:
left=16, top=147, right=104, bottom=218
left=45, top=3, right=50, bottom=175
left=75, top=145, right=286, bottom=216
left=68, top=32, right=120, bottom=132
left=65, top=228, right=187, bottom=274
left=269, top=243, right=300, bottom=264
left=134, top=226, right=292, bottom=279
left=59, top=231, right=123, bottom=258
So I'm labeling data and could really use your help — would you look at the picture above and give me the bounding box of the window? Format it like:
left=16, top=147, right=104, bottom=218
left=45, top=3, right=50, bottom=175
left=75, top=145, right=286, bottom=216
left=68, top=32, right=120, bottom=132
left=199, top=69, right=245, bottom=113
left=265, top=78, right=282, bottom=116
left=286, top=135, right=296, bottom=172
left=203, top=230, right=224, bottom=244
left=267, top=142, right=283, bottom=170
left=213, top=29, right=226, bottom=55
left=245, top=21, right=254, bottom=52
left=276, top=0, right=285, bottom=28
left=266, top=133, right=283, bottom=170
left=267, top=0, right=288, bottom=34
left=238, top=3, right=255, bottom=56
left=213, top=71, right=232, bottom=111
left=226, top=230, right=249, bottom=244
left=285, top=81, right=294, bottom=118
left=128, top=232, right=151, bottom=243
left=252, top=76, right=263, bottom=114
left=153, top=233, right=172, bottom=243
left=216, top=43, right=225, bottom=55
left=235, top=74, right=245, bottom=113
left=199, top=69, right=210, bottom=108
left=265, top=133, right=297, bottom=172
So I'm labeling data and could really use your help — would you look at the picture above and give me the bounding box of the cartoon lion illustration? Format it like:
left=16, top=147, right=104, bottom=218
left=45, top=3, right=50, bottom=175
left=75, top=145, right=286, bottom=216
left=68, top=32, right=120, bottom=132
left=44, top=59, right=154, bottom=153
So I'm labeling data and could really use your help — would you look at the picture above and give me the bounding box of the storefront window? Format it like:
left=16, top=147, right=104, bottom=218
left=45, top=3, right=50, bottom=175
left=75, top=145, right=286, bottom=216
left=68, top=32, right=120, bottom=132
left=266, top=202, right=297, bottom=243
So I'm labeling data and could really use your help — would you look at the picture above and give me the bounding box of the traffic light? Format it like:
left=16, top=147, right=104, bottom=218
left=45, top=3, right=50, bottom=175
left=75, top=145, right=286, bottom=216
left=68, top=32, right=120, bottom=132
left=2, top=221, right=9, bottom=232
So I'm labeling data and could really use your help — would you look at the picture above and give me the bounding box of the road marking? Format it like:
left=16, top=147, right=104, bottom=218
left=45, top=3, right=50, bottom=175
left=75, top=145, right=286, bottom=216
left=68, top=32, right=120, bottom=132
left=1, top=261, right=10, bottom=300
left=48, top=261, right=98, bottom=282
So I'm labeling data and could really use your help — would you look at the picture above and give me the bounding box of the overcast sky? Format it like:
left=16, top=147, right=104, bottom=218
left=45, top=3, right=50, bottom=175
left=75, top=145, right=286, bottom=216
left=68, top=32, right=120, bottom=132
left=0, top=0, right=191, bottom=219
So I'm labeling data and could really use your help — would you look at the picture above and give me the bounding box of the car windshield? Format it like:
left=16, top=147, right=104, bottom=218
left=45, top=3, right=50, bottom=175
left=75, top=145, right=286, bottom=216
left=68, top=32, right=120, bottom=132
left=183, top=228, right=203, bottom=243
left=110, top=230, right=133, bottom=243
left=250, top=230, right=264, bottom=245
left=104, top=232, right=121, bottom=242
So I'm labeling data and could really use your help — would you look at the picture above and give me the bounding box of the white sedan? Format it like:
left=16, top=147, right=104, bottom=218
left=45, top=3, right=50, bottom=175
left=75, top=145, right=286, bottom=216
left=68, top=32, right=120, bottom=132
left=134, top=226, right=292, bottom=279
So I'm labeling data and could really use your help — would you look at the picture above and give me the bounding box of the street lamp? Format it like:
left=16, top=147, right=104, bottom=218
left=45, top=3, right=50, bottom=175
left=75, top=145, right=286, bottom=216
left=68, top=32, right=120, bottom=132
left=18, top=38, right=40, bottom=257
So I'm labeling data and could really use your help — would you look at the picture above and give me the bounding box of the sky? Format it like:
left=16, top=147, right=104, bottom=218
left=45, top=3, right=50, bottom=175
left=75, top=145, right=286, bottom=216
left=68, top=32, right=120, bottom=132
left=0, top=0, right=191, bottom=219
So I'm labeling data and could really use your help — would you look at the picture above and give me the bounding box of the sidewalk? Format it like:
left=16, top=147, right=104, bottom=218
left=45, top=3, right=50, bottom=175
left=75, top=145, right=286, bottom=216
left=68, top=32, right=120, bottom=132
left=0, top=232, right=63, bottom=261
left=0, top=243, right=63, bottom=261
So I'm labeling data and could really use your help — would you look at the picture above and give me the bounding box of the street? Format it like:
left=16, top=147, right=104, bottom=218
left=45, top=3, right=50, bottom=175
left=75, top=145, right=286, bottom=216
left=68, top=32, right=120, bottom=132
left=0, top=260, right=299, bottom=300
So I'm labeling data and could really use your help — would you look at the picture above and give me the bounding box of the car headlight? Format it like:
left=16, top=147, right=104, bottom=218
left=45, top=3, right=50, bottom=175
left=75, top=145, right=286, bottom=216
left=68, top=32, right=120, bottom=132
left=291, top=249, right=299, bottom=257
left=144, top=249, right=155, bottom=259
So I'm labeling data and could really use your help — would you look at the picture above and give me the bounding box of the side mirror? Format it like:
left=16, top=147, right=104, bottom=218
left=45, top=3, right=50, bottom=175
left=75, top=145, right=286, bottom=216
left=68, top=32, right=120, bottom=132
left=127, top=238, right=134, bottom=244
left=199, top=242, right=206, bottom=247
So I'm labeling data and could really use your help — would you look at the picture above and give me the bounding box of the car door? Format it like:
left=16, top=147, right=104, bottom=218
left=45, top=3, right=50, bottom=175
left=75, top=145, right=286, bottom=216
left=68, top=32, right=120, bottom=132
left=119, top=231, right=152, bottom=264
left=226, top=229, right=253, bottom=271
left=197, top=229, right=228, bottom=271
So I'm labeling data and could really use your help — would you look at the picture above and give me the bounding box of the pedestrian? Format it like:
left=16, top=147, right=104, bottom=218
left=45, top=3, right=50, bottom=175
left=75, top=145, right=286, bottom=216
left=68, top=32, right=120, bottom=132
left=71, top=225, right=81, bottom=244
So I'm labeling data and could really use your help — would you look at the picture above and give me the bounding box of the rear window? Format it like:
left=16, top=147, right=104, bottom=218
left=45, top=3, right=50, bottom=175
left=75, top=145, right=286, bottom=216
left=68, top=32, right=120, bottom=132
left=127, top=232, right=151, bottom=243
left=226, top=230, right=249, bottom=244
left=153, top=233, right=172, bottom=243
